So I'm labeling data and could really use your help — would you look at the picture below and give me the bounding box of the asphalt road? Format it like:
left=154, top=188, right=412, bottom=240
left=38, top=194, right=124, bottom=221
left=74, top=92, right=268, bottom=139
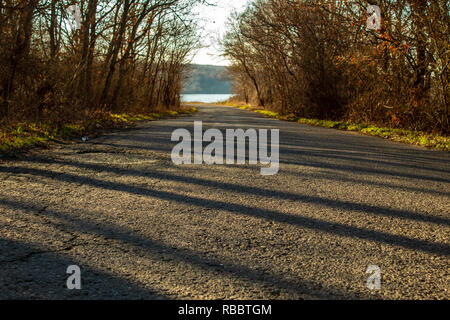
left=0, top=105, right=449, bottom=299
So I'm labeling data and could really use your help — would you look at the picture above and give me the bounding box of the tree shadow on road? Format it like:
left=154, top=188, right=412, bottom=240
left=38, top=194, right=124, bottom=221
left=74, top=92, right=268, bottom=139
left=8, top=157, right=450, bottom=227
left=0, top=238, right=167, bottom=299
left=0, top=199, right=364, bottom=300
left=1, top=164, right=449, bottom=258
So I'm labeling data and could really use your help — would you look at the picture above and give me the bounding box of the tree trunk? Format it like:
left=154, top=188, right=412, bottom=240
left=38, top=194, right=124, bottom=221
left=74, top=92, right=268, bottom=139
left=1, top=0, right=38, bottom=118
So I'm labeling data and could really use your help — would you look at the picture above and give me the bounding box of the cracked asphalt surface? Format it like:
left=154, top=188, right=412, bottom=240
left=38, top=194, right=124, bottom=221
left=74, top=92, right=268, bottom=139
left=0, top=105, right=449, bottom=299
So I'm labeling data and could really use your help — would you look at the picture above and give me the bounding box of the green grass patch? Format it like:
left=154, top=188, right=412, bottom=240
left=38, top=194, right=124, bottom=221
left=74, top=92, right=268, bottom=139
left=225, top=104, right=449, bottom=151
left=0, top=107, right=197, bottom=155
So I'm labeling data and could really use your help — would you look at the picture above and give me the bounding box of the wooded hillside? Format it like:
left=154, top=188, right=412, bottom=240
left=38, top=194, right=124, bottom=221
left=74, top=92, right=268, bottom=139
left=182, top=64, right=231, bottom=94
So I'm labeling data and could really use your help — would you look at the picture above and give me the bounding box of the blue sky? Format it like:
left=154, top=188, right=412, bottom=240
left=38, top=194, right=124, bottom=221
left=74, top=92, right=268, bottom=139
left=190, top=0, right=249, bottom=66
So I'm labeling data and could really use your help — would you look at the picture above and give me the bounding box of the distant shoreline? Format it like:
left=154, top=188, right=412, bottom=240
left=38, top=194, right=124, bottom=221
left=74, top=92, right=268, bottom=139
left=181, top=93, right=234, bottom=104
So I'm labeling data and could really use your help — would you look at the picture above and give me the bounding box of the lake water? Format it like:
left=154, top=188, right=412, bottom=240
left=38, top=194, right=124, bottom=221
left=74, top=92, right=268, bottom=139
left=181, top=94, right=233, bottom=103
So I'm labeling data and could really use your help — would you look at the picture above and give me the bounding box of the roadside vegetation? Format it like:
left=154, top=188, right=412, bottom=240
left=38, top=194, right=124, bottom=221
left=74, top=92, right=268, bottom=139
left=222, top=1, right=449, bottom=142
left=0, top=107, right=197, bottom=154
left=0, top=0, right=204, bottom=154
left=222, top=102, right=449, bottom=150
